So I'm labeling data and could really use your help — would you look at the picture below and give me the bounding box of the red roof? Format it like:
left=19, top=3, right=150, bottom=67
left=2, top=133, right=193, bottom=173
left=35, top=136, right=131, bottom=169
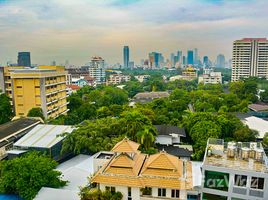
left=67, top=85, right=80, bottom=90
left=83, top=75, right=95, bottom=81
left=241, top=38, right=267, bottom=42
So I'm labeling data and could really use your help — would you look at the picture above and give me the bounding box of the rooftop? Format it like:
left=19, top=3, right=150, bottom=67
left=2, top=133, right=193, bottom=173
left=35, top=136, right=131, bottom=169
left=249, top=103, right=268, bottom=112
left=154, top=125, right=186, bottom=137
left=14, top=125, right=75, bottom=149
left=204, top=139, right=268, bottom=174
left=134, top=91, right=170, bottom=100
left=156, top=144, right=192, bottom=158
left=0, top=118, right=41, bottom=142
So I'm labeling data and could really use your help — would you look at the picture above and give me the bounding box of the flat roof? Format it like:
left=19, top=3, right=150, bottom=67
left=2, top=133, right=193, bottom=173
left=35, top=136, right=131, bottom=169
left=154, top=125, right=186, bottom=137
left=14, top=125, right=74, bottom=149
left=249, top=103, right=268, bottom=112
left=0, top=118, right=41, bottom=141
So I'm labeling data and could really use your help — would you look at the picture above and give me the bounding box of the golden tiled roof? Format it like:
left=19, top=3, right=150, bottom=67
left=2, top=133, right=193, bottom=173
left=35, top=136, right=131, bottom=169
left=91, top=139, right=193, bottom=190
left=111, top=137, right=140, bottom=153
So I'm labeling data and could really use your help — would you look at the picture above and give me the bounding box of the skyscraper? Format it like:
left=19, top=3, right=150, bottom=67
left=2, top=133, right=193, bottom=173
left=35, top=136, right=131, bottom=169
left=216, top=54, right=225, bottom=68
left=123, top=46, right=129, bottom=68
left=232, top=38, right=268, bottom=81
left=203, top=56, right=209, bottom=67
left=177, top=50, right=182, bottom=63
left=194, top=48, right=198, bottom=65
left=89, top=56, right=106, bottom=84
left=17, top=52, right=31, bottom=67
left=170, top=53, right=175, bottom=67
left=187, top=50, right=194, bottom=65
left=182, top=56, right=186, bottom=65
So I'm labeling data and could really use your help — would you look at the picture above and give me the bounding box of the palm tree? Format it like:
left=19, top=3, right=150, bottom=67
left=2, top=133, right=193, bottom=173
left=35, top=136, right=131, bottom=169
left=136, top=125, right=157, bottom=151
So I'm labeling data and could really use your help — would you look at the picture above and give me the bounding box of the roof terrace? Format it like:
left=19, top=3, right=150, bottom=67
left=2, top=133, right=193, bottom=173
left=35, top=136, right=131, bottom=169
left=204, top=139, right=268, bottom=173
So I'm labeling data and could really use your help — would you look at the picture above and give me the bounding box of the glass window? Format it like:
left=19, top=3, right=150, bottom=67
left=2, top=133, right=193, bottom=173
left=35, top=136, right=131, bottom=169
left=202, top=193, right=228, bottom=200
left=171, top=189, right=180, bottom=198
left=158, top=188, right=166, bottom=197
left=141, top=187, right=152, bottom=195
left=234, top=175, right=247, bottom=187
left=251, top=177, right=264, bottom=190
left=128, top=187, right=131, bottom=197
left=204, top=170, right=229, bottom=191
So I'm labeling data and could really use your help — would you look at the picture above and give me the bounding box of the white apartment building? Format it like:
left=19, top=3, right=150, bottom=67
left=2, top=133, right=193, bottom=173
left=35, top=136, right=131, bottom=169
left=89, top=56, right=106, bottom=84
left=201, top=138, right=268, bottom=200
left=107, top=74, right=131, bottom=85
left=198, top=72, right=222, bottom=84
left=232, top=38, right=268, bottom=82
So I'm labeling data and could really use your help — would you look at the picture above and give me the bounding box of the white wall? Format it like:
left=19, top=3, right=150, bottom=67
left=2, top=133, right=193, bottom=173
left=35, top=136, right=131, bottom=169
left=156, top=135, right=172, bottom=145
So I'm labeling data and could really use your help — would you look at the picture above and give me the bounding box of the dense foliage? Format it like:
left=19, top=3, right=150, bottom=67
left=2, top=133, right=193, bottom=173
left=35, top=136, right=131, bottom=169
left=80, top=188, right=123, bottom=200
left=0, top=93, right=13, bottom=124
left=0, top=152, right=66, bottom=200
left=27, top=107, right=45, bottom=119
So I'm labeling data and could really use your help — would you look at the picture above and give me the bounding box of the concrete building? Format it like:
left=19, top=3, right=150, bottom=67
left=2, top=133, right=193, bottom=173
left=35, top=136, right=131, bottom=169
left=91, top=138, right=194, bottom=200
left=107, top=74, right=130, bottom=85
left=201, top=138, right=268, bottom=200
left=89, top=56, right=106, bottom=84
left=134, top=75, right=150, bottom=83
left=232, top=38, right=268, bottom=81
left=216, top=54, right=225, bottom=68
left=169, top=66, right=198, bottom=81
left=17, top=52, right=31, bottom=67
left=187, top=50, right=194, bottom=65
left=198, top=72, right=222, bottom=84
left=0, top=66, right=69, bottom=119
left=132, top=91, right=170, bottom=104
left=123, top=46, right=129, bottom=68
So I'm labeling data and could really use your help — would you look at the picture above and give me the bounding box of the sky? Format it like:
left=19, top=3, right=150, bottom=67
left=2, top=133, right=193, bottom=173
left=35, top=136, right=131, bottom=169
left=0, top=0, right=267, bottom=66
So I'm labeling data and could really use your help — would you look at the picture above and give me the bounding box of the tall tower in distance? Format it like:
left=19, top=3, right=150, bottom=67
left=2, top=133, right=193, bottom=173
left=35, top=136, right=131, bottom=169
left=216, top=54, right=225, bottom=68
left=187, top=50, right=194, bottom=65
left=123, top=46, right=129, bottom=68
left=232, top=38, right=268, bottom=81
left=17, top=52, right=31, bottom=67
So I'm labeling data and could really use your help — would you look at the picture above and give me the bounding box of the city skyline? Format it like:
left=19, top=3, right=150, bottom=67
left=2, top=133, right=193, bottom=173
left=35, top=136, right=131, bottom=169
left=0, top=0, right=268, bottom=65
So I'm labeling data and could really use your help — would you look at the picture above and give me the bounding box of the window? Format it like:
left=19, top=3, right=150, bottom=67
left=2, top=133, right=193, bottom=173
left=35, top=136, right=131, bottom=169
left=128, top=187, right=132, bottom=200
left=158, top=188, right=166, bottom=197
left=16, top=86, right=22, bottom=88
left=202, top=193, right=227, bottom=200
left=105, top=186, right=116, bottom=193
left=171, top=189, right=180, bottom=198
left=141, top=187, right=152, bottom=195
left=204, top=170, right=229, bottom=191
left=18, top=104, right=23, bottom=106
left=251, top=177, right=264, bottom=190
left=35, top=86, right=40, bottom=88
left=234, top=175, right=247, bottom=187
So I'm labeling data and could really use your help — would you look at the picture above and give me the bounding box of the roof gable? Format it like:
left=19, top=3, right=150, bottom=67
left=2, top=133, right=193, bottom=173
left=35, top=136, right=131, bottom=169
left=112, top=138, right=140, bottom=153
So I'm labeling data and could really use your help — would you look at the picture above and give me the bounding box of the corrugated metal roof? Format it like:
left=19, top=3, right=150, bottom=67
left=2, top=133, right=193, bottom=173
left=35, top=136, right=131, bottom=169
left=14, top=125, right=74, bottom=148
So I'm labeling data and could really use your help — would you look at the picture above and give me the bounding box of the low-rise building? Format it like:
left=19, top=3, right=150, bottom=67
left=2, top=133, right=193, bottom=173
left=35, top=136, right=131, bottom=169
left=201, top=138, right=268, bottom=200
left=91, top=138, right=194, bottom=200
left=107, top=74, right=131, bottom=85
left=198, top=72, right=222, bottom=84
left=132, top=91, right=170, bottom=104
left=10, top=124, right=75, bottom=161
left=134, top=75, right=150, bottom=83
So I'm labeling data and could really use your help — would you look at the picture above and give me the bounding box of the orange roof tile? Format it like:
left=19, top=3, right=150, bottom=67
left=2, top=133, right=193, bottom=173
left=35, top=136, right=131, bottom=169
left=112, top=137, right=140, bottom=153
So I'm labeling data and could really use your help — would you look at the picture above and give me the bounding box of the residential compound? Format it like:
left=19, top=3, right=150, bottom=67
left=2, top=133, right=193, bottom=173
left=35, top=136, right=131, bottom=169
left=0, top=66, right=68, bottom=119
left=92, top=138, right=195, bottom=200
left=201, top=139, right=268, bottom=200
left=107, top=74, right=131, bottom=85
left=88, top=56, right=106, bottom=84
left=232, top=38, right=268, bottom=81
left=198, top=72, right=222, bottom=84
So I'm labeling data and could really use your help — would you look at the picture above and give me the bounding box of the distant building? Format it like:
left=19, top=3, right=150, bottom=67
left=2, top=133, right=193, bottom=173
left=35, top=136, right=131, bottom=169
left=182, top=56, right=186, bottom=65
left=203, top=56, right=209, bottom=67
left=123, top=46, right=129, bottom=68
left=0, top=66, right=69, bottom=119
left=89, top=56, right=106, bottom=84
left=232, top=38, right=268, bottom=81
left=149, top=52, right=161, bottom=68
left=198, top=72, right=222, bottom=84
left=194, top=48, right=198, bottom=65
left=91, top=138, right=195, bottom=200
left=128, top=61, right=134, bottom=69
left=132, top=91, right=170, bottom=104
left=17, top=52, right=31, bottom=67
left=187, top=50, right=194, bottom=65
left=134, top=75, right=150, bottom=82
left=216, top=54, right=225, bottom=68
left=107, top=74, right=131, bottom=85
left=201, top=138, right=268, bottom=199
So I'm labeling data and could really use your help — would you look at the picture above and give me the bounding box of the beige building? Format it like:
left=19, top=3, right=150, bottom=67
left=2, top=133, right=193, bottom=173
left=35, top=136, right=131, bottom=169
left=0, top=66, right=69, bottom=119
left=91, top=138, right=193, bottom=200
left=198, top=72, right=222, bottom=84
left=232, top=38, right=268, bottom=81
left=107, top=74, right=131, bottom=85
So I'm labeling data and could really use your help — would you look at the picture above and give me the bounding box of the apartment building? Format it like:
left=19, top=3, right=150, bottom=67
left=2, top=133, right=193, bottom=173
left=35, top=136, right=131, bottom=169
left=0, top=66, right=69, bottom=119
left=107, top=74, right=131, bottom=85
left=201, top=138, right=268, bottom=200
left=91, top=138, right=194, bottom=200
left=232, top=38, right=268, bottom=81
left=198, top=72, right=222, bottom=84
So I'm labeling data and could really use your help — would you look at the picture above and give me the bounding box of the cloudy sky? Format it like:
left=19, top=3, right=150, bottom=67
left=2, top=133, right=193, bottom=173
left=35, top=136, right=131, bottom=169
left=0, top=0, right=267, bottom=66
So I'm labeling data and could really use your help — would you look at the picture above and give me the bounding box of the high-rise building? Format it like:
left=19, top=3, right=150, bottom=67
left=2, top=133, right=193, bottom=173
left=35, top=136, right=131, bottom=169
left=177, top=50, right=182, bottom=63
left=0, top=66, right=69, bottom=119
left=123, top=46, right=129, bottom=68
left=216, top=54, right=225, bottom=68
left=170, top=53, right=175, bottom=67
left=194, top=48, right=198, bottom=65
left=232, top=38, right=268, bottom=81
left=203, top=56, right=209, bottom=67
left=17, top=52, right=31, bottom=67
left=148, top=52, right=161, bottom=68
left=182, top=56, right=186, bottom=65
left=187, top=50, right=194, bottom=65
left=89, top=56, right=106, bottom=84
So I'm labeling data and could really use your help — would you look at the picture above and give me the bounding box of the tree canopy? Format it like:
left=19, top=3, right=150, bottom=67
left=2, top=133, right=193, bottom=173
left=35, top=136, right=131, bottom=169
left=27, top=107, right=44, bottom=119
left=0, top=93, right=13, bottom=124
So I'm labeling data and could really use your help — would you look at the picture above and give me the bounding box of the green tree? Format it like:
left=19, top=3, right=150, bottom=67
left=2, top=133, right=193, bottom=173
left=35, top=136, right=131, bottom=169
left=0, top=152, right=66, bottom=200
left=0, top=93, right=13, bottom=124
left=136, top=125, right=157, bottom=151
left=67, top=95, right=83, bottom=111
left=262, top=132, right=268, bottom=148
left=260, top=90, right=268, bottom=103
left=233, top=127, right=258, bottom=142
left=80, top=188, right=123, bottom=200
left=27, top=107, right=44, bottom=120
